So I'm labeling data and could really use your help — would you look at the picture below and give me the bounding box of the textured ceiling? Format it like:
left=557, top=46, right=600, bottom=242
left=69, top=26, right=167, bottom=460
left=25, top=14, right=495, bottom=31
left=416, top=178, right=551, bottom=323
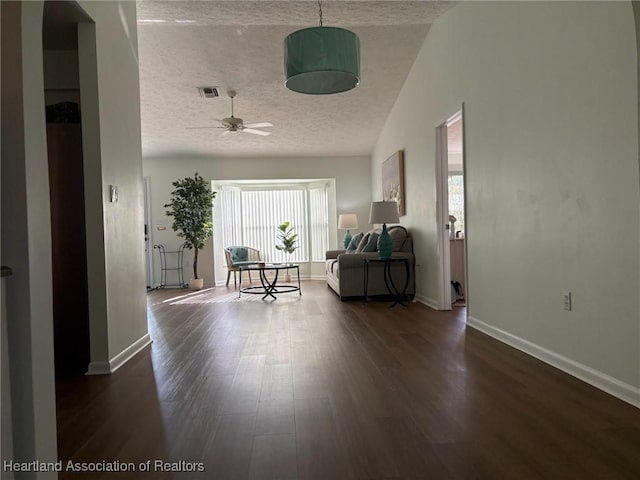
left=137, top=1, right=456, bottom=159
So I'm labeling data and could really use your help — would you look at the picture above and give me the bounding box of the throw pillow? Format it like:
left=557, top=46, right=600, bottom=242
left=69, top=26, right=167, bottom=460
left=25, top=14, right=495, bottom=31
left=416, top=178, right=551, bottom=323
left=355, top=233, right=370, bottom=253
left=230, top=247, right=248, bottom=262
left=388, top=226, right=408, bottom=251
left=361, top=232, right=379, bottom=252
left=346, top=232, right=364, bottom=253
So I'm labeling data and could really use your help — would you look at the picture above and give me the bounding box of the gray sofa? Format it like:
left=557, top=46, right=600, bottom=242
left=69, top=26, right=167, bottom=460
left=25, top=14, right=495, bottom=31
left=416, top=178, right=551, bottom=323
left=325, top=225, right=415, bottom=299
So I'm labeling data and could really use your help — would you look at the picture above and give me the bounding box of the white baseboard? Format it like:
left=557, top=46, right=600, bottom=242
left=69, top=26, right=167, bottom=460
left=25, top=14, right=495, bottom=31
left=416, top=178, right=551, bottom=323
left=467, top=316, right=640, bottom=408
left=86, top=334, right=152, bottom=375
left=415, top=294, right=440, bottom=310
left=86, top=361, right=111, bottom=375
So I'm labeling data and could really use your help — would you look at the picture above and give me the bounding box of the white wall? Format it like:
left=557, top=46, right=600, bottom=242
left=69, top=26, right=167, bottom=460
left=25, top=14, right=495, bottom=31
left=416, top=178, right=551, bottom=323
left=143, top=155, right=371, bottom=286
left=373, top=1, right=640, bottom=404
left=78, top=1, right=149, bottom=364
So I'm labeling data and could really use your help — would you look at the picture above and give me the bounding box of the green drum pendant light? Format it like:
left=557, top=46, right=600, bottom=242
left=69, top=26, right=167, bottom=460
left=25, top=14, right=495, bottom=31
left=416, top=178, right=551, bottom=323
left=284, top=0, right=360, bottom=95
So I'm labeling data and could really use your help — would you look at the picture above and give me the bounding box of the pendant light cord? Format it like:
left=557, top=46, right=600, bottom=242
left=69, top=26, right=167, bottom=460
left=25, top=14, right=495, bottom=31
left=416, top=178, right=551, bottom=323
left=318, top=0, right=323, bottom=27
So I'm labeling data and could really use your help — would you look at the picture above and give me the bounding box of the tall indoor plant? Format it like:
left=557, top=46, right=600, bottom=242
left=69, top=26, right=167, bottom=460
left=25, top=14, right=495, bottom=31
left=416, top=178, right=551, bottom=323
left=164, top=173, right=216, bottom=289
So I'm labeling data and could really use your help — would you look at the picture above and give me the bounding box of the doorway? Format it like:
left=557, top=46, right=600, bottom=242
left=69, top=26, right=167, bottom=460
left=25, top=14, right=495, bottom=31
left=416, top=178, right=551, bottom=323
left=43, top=1, right=92, bottom=376
left=435, top=109, right=467, bottom=310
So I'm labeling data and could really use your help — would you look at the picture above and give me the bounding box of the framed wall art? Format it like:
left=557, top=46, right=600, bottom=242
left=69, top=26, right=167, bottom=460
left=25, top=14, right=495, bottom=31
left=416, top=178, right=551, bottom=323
left=382, top=150, right=405, bottom=216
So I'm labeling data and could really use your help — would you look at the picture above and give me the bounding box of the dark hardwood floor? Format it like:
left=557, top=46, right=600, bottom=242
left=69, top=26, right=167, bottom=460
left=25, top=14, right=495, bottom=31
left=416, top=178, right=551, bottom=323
left=56, top=281, right=640, bottom=479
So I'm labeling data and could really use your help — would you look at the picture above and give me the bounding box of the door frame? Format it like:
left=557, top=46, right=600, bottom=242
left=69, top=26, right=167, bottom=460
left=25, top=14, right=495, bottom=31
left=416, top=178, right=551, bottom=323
left=143, top=176, right=154, bottom=288
left=435, top=108, right=465, bottom=310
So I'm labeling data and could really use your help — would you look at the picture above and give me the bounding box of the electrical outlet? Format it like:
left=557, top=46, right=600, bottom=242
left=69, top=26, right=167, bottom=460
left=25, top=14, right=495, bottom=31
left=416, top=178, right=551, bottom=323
left=563, top=292, right=572, bottom=311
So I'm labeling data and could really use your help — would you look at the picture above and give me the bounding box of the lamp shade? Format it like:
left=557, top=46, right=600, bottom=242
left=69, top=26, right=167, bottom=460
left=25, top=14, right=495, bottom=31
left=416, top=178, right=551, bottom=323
left=369, top=201, right=399, bottom=225
left=338, top=213, right=358, bottom=230
left=284, top=26, right=360, bottom=95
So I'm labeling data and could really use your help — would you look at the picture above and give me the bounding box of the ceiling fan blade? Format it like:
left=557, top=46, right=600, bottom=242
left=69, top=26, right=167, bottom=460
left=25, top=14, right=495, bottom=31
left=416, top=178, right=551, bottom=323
left=243, top=122, right=273, bottom=129
left=243, top=128, right=270, bottom=136
left=220, top=130, right=230, bottom=137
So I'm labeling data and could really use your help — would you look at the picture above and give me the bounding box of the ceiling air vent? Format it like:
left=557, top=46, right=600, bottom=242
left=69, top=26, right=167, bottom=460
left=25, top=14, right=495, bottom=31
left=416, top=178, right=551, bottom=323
left=197, top=86, right=220, bottom=99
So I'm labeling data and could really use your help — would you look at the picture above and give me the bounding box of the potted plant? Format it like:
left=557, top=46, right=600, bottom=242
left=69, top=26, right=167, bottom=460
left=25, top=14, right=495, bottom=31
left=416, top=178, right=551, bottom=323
left=275, top=221, right=297, bottom=282
left=164, top=173, right=216, bottom=290
left=275, top=221, right=297, bottom=257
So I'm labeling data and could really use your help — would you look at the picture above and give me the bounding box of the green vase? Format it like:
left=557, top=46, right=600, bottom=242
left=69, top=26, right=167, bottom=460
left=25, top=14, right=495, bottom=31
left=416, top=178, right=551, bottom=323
left=377, top=224, right=392, bottom=260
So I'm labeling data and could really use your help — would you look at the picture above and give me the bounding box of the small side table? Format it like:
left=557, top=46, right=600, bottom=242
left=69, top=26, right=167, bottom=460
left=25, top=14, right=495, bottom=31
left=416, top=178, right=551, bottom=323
left=153, top=244, right=186, bottom=288
left=364, top=258, right=411, bottom=307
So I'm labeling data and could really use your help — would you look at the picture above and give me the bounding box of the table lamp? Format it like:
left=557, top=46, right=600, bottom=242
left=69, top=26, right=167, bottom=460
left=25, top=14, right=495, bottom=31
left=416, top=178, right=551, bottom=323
left=368, top=201, right=399, bottom=260
left=338, top=214, right=358, bottom=248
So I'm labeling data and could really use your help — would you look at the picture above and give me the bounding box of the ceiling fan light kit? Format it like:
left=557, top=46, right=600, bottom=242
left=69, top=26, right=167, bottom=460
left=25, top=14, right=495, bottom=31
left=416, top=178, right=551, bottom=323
left=284, top=1, right=360, bottom=95
left=188, top=91, right=273, bottom=136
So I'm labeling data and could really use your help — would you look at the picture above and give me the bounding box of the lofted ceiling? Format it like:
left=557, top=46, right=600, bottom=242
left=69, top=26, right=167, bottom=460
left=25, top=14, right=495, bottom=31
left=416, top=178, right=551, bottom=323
left=137, top=1, right=456, bottom=159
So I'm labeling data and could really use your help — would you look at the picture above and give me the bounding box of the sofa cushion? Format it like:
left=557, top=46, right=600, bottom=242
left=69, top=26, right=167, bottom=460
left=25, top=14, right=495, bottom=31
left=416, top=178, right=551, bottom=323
left=356, top=229, right=381, bottom=252
left=346, top=232, right=364, bottom=253
left=355, top=233, right=370, bottom=252
left=388, top=226, right=408, bottom=251
left=361, top=232, right=379, bottom=252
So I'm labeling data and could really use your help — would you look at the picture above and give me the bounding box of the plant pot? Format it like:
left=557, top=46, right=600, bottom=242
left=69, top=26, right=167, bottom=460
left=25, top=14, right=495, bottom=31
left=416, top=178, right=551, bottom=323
left=190, top=278, right=204, bottom=290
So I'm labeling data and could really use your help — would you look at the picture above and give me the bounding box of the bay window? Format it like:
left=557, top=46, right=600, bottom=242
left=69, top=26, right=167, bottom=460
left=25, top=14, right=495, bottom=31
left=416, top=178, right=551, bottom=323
left=214, top=180, right=333, bottom=270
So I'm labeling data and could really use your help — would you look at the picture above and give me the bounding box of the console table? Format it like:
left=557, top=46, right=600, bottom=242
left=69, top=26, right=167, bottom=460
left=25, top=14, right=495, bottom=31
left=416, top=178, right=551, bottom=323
left=239, top=264, right=301, bottom=300
left=364, top=258, right=411, bottom=307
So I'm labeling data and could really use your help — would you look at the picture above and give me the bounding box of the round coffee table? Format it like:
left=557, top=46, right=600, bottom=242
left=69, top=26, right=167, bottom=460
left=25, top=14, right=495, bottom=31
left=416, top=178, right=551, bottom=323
left=238, top=263, right=301, bottom=300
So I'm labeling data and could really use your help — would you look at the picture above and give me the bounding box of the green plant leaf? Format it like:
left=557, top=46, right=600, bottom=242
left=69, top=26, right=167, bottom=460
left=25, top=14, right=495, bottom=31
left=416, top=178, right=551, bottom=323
left=275, top=221, right=297, bottom=255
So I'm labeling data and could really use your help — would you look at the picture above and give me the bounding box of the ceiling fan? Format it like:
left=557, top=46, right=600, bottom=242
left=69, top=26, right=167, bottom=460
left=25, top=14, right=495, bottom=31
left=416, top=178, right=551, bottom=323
left=187, top=90, right=273, bottom=136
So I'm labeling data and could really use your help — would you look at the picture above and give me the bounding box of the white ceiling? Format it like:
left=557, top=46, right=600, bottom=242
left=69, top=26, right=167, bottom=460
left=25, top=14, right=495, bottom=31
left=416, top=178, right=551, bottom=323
left=137, top=1, right=456, bottom=159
